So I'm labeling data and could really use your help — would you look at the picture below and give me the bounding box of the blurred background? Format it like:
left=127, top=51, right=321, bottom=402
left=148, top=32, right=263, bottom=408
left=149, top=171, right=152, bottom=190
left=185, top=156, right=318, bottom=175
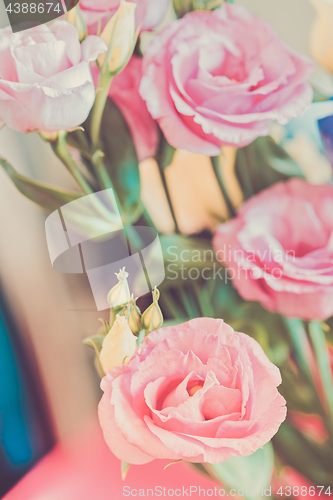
left=0, top=0, right=332, bottom=497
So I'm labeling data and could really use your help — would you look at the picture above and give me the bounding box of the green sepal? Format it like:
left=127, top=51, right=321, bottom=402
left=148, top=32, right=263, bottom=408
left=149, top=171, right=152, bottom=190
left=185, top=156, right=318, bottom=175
left=83, top=335, right=106, bottom=378
left=121, top=461, right=131, bottom=481
left=98, top=318, right=111, bottom=336
left=164, top=460, right=182, bottom=470
left=82, top=335, right=106, bottom=353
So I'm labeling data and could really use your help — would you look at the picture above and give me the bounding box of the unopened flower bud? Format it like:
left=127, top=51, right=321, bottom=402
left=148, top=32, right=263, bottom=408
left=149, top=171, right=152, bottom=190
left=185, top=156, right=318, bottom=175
left=126, top=295, right=142, bottom=337
left=142, top=288, right=163, bottom=335
left=108, top=267, right=131, bottom=308
left=97, top=0, right=137, bottom=75
left=100, top=315, right=137, bottom=372
left=66, top=6, right=87, bottom=41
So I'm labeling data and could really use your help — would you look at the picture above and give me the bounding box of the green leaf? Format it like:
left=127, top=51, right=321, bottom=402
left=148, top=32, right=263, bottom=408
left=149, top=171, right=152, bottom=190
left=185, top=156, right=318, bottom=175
left=273, top=421, right=333, bottom=486
left=159, top=233, right=220, bottom=287
left=99, top=98, right=142, bottom=218
left=0, top=157, right=82, bottom=212
left=208, top=443, right=274, bottom=500
left=235, top=137, right=304, bottom=200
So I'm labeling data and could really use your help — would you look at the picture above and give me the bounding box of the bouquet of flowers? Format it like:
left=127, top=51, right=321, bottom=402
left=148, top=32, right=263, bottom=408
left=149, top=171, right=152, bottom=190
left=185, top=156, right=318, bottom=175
left=1, top=0, right=333, bottom=495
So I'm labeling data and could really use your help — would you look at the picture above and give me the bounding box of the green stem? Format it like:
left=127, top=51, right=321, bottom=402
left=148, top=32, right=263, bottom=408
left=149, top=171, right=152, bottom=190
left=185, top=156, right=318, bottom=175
left=308, top=321, right=333, bottom=423
left=91, top=150, right=114, bottom=191
left=282, top=318, right=333, bottom=439
left=157, top=160, right=180, bottom=234
left=283, top=318, right=312, bottom=381
left=54, top=133, right=128, bottom=229
left=54, top=132, right=93, bottom=195
left=210, top=156, right=236, bottom=219
left=91, top=70, right=113, bottom=149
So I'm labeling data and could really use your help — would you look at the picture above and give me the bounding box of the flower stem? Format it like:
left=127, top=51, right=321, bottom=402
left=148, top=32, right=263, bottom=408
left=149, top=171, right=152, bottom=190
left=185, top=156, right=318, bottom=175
left=210, top=155, right=236, bottom=219
left=308, top=321, right=333, bottom=422
left=55, top=131, right=93, bottom=195
left=91, top=70, right=113, bottom=149
left=283, top=318, right=312, bottom=381
left=157, top=159, right=180, bottom=234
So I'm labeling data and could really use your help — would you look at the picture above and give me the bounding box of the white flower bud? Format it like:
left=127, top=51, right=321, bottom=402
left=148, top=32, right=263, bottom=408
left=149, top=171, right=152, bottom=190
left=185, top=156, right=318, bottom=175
left=100, top=315, right=137, bottom=372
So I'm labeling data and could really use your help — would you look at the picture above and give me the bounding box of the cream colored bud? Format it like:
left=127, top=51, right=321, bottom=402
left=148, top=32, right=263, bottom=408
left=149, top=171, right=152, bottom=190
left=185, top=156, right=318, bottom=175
left=126, top=295, right=142, bottom=337
left=66, top=6, right=87, bottom=42
left=97, top=0, right=137, bottom=74
left=107, top=267, right=131, bottom=308
left=142, top=288, right=163, bottom=335
left=100, top=315, right=137, bottom=372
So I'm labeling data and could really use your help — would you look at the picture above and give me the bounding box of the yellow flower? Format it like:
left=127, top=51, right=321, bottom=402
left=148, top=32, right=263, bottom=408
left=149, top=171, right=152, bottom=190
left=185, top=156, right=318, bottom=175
left=97, top=0, right=137, bottom=74
left=310, top=0, right=333, bottom=74
left=100, top=315, right=137, bottom=372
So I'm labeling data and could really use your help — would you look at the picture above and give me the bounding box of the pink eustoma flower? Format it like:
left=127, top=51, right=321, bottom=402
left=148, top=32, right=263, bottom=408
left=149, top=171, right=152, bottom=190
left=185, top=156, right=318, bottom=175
left=213, top=178, right=333, bottom=321
left=139, top=4, right=314, bottom=155
left=91, top=56, right=159, bottom=161
left=99, top=318, right=286, bottom=464
left=0, top=21, right=107, bottom=134
left=79, top=0, right=169, bottom=34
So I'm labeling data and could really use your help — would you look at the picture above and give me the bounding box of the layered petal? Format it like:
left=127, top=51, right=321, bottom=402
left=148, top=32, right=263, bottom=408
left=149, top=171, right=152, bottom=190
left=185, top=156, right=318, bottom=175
left=0, top=21, right=107, bottom=133
left=213, top=178, right=333, bottom=320
left=99, top=318, right=286, bottom=464
left=140, top=4, right=314, bottom=154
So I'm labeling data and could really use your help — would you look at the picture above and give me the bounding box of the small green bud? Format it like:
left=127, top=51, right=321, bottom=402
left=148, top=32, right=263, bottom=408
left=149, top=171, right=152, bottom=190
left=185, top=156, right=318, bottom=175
left=141, top=288, right=164, bottom=335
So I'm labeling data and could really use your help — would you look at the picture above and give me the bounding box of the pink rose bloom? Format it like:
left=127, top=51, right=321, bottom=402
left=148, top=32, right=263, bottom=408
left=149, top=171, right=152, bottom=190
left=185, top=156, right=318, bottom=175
left=0, top=21, right=107, bottom=134
left=79, top=0, right=169, bottom=33
left=91, top=56, right=158, bottom=161
left=99, top=318, right=286, bottom=464
left=139, top=4, right=314, bottom=155
left=213, top=178, right=333, bottom=321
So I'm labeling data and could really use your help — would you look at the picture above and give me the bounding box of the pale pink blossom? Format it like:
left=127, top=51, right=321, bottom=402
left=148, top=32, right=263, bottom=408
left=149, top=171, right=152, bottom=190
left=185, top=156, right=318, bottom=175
left=213, top=178, right=333, bottom=320
left=0, top=21, right=107, bottom=133
left=99, top=318, right=286, bottom=464
left=140, top=4, right=314, bottom=155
